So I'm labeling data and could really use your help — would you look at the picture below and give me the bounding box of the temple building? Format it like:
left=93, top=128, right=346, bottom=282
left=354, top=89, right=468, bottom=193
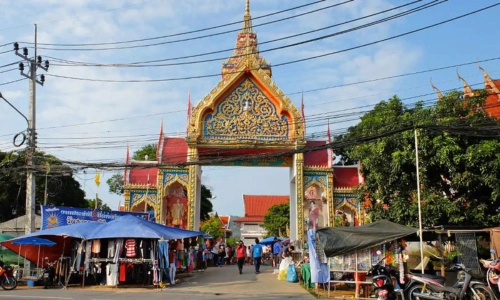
left=123, top=0, right=364, bottom=241
left=432, top=67, right=500, bottom=119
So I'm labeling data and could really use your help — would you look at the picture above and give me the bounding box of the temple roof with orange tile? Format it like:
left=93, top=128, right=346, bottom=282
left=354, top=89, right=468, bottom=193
left=233, top=195, right=289, bottom=223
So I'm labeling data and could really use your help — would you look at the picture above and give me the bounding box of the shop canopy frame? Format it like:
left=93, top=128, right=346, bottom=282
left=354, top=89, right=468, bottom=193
left=315, top=220, right=418, bottom=258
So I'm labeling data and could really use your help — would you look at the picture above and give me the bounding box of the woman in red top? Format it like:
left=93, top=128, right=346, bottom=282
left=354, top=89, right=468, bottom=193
left=236, top=240, right=246, bottom=275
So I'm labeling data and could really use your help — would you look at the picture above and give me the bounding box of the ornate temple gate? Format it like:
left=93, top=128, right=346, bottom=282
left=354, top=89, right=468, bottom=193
left=123, top=1, right=364, bottom=242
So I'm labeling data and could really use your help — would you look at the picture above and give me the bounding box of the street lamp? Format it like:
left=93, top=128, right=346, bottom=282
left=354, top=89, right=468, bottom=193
left=0, top=92, right=29, bottom=147
left=0, top=92, right=29, bottom=127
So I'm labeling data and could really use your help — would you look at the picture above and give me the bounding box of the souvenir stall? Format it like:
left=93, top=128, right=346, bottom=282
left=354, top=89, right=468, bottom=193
left=1, top=222, right=101, bottom=286
left=314, top=220, right=418, bottom=298
left=1, top=215, right=208, bottom=289
left=74, top=215, right=206, bottom=287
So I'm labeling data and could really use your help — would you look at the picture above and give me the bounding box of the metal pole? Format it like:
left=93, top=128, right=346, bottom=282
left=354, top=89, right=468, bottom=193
left=144, top=187, right=149, bottom=213
left=414, top=128, right=425, bottom=274
left=43, top=172, right=48, bottom=205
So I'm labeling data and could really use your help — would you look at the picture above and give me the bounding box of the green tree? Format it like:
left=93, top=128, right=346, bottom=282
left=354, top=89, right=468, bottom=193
left=132, top=144, right=157, bottom=160
left=106, top=174, right=124, bottom=196
left=86, top=198, right=112, bottom=211
left=336, top=90, right=500, bottom=227
left=263, top=203, right=290, bottom=237
left=200, top=185, right=214, bottom=221
left=0, top=150, right=87, bottom=223
left=201, top=215, right=224, bottom=238
left=226, top=237, right=237, bottom=247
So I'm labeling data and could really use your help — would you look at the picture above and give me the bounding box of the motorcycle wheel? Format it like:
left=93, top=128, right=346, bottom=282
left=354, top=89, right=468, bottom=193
left=407, top=284, right=426, bottom=300
left=1, top=276, right=17, bottom=290
left=470, top=284, right=495, bottom=300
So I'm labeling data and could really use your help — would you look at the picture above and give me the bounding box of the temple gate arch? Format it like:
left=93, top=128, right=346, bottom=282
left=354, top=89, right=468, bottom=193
left=123, top=0, right=364, bottom=242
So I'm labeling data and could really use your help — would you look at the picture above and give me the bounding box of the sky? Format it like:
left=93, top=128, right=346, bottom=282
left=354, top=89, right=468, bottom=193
left=0, top=0, right=499, bottom=217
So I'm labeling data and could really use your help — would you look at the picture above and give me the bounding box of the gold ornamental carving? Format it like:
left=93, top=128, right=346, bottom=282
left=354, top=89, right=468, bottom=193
left=188, top=64, right=305, bottom=145
left=296, top=153, right=305, bottom=241
left=124, top=190, right=130, bottom=211
left=187, top=165, right=197, bottom=230
left=327, top=173, right=334, bottom=227
left=204, top=78, right=288, bottom=140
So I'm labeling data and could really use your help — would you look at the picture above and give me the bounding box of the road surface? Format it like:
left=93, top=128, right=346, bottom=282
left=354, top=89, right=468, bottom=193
left=0, top=264, right=315, bottom=299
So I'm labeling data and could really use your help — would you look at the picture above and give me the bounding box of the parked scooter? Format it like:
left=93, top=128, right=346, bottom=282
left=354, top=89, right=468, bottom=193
left=479, top=249, right=500, bottom=297
left=368, top=257, right=398, bottom=300
left=407, top=264, right=494, bottom=300
left=0, top=260, right=17, bottom=290
left=42, top=258, right=57, bottom=289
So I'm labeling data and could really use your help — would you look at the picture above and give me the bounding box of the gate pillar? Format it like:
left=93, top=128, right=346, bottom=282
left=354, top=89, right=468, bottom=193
left=187, top=147, right=202, bottom=231
left=294, top=153, right=305, bottom=242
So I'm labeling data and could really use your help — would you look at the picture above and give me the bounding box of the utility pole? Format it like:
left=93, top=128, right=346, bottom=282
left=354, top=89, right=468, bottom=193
left=14, top=24, right=49, bottom=238
left=414, top=128, right=425, bottom=274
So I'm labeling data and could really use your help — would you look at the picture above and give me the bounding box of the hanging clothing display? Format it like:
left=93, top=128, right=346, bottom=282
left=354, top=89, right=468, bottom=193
left=113, top=239, right=124, bottom=264
left=158, top=241, right=169, bottom=269
left=107, top=263, right=117, bottom=286
left=125, top=239, right=136, bottom=257
left=85, top=241, right=92, bottom=271
left=108, top=240, right=115, bottom=258
left=92, top=239, right=101, bottom=253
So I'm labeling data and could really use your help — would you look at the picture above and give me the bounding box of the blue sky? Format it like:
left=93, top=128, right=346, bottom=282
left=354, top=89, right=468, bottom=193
left=0, top=0, right=499, bottom=216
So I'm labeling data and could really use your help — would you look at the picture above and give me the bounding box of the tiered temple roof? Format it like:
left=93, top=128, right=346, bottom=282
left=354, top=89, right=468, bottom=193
left=434, top=66, right=500, bottom=119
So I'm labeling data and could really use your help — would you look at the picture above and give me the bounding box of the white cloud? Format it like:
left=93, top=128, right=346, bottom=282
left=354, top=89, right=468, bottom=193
left=5, top=0, right=487, bottom=217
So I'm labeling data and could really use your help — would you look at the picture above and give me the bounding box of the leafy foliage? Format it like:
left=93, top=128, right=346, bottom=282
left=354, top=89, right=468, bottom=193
left=200, top=185, right=214, bottom=221
left=0, top=150, right=87, bottom=223
left=336, top=91, right=500, bottom=227
left=263, top=203, right=290, bottom=237
left=226, top=237, right=237, bottom=247
left=201, top=215, right=224, bottom=238
left=132, top=144, right=156, bottom=161
left=106, top=174, right=124, bottom=196
left=86, top=198, right=112, bottom=211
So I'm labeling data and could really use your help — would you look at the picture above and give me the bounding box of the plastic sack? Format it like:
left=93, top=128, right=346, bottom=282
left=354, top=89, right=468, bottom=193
left=279, top=257, right=292, bottom=271
left=286, top=265, right=298, bottom=283
left=278, top=269, right=287, bottom=281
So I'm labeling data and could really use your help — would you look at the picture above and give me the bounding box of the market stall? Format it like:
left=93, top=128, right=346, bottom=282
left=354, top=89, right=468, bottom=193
left=314, top=220, right=418, bottom=298
left=0, top=215, right=208, bottom=288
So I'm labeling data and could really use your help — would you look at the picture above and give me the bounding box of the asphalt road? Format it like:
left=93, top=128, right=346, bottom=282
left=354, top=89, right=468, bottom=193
left=0, top=265, right=315, bottom=299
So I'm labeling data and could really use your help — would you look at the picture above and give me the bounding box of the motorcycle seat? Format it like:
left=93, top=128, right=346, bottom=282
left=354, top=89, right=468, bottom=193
left=409, top=273, right=446, bottom=283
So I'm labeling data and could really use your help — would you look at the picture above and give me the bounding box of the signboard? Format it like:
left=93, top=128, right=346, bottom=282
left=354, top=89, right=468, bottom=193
left=41, top=206, right=148, bottom=230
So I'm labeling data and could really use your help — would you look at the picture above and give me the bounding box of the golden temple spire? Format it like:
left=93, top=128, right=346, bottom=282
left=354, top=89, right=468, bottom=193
left=456, top=68, right=473, bottom=96
left=430, top=78, right=442, bottom=101
left=477, top=62, right=496, bottom=90
left=243, top=0, right=253, bottom=33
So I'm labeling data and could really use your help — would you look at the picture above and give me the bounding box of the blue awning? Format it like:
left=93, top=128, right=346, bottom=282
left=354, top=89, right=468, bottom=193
left=3, top=215, right=205, bottom=242
left=86, top=215, right=202, bottom=240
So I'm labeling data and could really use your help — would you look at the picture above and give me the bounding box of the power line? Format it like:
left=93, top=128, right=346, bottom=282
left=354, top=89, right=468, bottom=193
left=43, top=3, right=500, bottom=83
left=0, top=78, right=27, bottom=86
left=0, top=1, right=147, bottom=32
left=46, top=0, right=430, bottom=66
left=1, top=55, right=497, bottom=139
left=28, top=1, right=348, bottom=50
left=23, top=0, right=329, bottom=47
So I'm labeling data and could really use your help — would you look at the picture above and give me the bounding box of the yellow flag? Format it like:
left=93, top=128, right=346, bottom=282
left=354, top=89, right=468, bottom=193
left=45, top=162, right=50, bottom=175
left=94, top=171, right=101, bottom=187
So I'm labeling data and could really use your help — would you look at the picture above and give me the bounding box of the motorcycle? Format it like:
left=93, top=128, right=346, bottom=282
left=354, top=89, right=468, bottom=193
left=0, top=260, right=17, bottom=290
left=42, top=258, right=57, bottom=289
left=479, top=249, right=500, bottom=297
left=407, top=263, right=494, bottom=300
left=368, top=256, right=405, bottom=300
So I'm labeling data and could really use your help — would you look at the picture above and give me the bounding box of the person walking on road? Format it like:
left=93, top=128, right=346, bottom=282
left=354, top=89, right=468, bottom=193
left=272, top=238, right=282, bottom=268
left=236, top=240, right=246, bottom=274
left=253, top=238, right=263, bottom=274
